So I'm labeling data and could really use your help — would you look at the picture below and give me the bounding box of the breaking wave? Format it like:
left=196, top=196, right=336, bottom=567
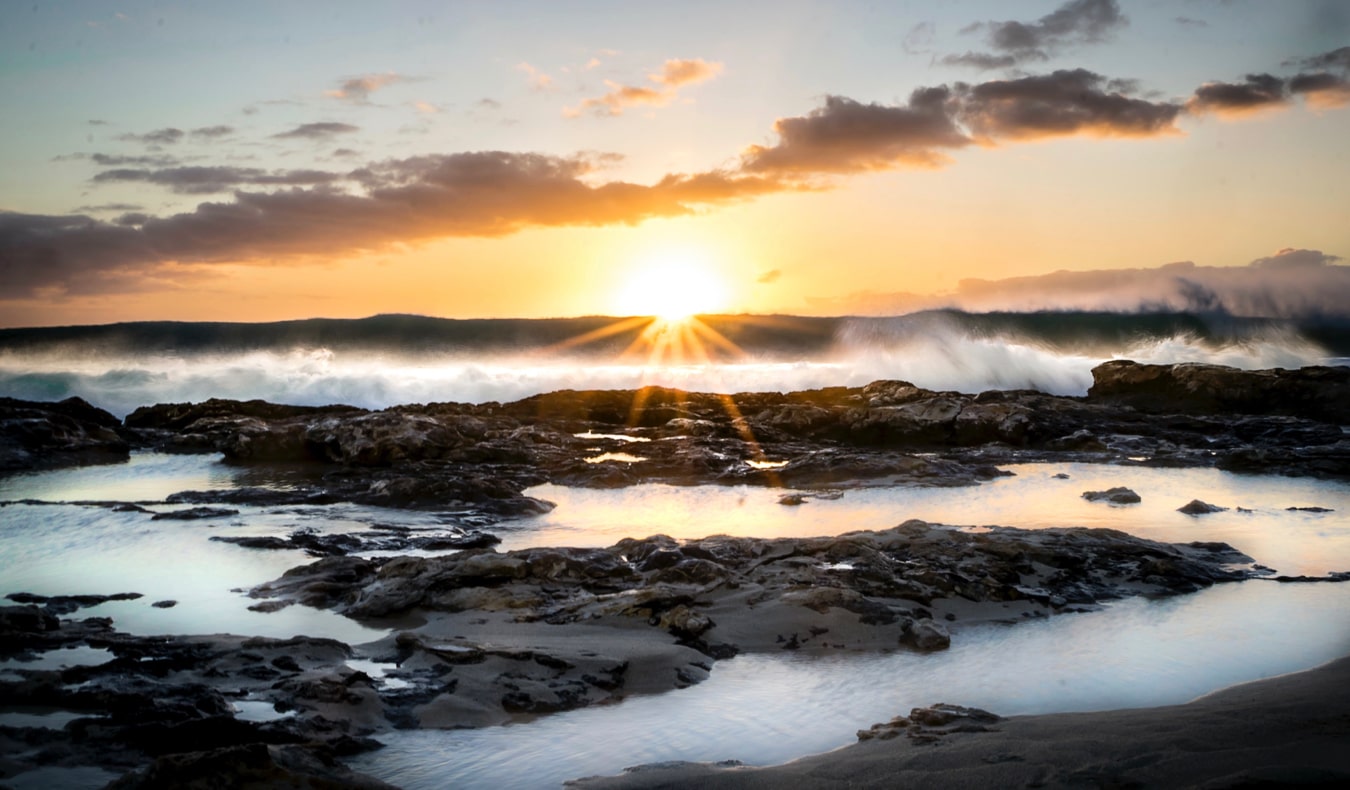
left=0, top=311, right=1342, bottom=418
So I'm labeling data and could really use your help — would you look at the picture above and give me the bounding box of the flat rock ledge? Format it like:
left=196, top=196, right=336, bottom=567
left=240, top=519, right=1261, bottom=729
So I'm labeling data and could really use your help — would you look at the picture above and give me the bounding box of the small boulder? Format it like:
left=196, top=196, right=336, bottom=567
left=1082, top=487, right=1141, bottom=504
left=1178, top=499, right=1227, bottom=516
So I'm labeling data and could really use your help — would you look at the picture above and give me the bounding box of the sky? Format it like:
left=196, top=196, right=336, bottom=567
left=1, top=0, right=1348, bottom=327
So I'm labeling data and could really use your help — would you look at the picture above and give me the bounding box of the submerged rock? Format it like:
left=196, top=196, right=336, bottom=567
left=1178, top=499, right=1227, bottom=515
left=1082, top=487, right=1142, bottom=504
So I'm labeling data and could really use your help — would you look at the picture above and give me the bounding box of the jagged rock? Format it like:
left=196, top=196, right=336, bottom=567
left=1088, top=360, right=1350, bottom=424
left=0, top=396, right=130, bottom=470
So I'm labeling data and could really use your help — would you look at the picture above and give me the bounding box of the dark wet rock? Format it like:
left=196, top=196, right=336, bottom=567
left=1270, top=571, right=1350, bottom=583
left=0, top=396, right=130, bottom=471
left=1178, top=499, right=1227, bottom=515
left=6, top=592, right=144, bottom=615
left=105, top=742, right=397, bottom=790
left=211, top=526, right=500, bottom=557
left=151, top=600, right=178, bottom=609
left=125, top=398, right=365, bottom=432
left=1082, top=487, right=1141, bottom=504
left=150, top=506, right=240, bottom=521
left=253, top=520, right=1258, bottom=649
left=1287, top=506, right=1335, bottom=513
left=1088, top=360, right=1350, bottom=424
left=857, top=703, right=1002, bottom=743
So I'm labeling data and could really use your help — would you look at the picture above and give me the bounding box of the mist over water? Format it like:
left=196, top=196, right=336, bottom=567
left=0, top=311, right=1340, bottom=417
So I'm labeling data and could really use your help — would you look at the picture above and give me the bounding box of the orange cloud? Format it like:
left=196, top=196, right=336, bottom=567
left=0, top=154, right=779, bottom=298
left=650, top=58, right=723, bottom=87
left=567, top=57, right=723, bottom=117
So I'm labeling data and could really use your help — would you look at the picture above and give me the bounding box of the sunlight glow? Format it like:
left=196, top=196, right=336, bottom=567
left=612, top=251, right=730, bottom=321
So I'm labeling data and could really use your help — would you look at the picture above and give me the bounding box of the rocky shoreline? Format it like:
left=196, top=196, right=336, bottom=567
left=2, top=360, right=1348, bottom=787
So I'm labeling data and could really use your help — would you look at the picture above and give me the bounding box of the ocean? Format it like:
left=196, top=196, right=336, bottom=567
left=2, top=310, right=1347, bottom=418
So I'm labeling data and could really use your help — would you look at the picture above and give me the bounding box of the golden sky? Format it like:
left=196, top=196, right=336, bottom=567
left=1, top=0, right=1348, bottom=327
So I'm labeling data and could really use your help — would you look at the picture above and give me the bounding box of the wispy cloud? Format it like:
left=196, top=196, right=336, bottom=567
left=516, top=62, right=553, bottom=91
left=325, top=73, right=411, bottom=103
left=271, top=122, right=360, bottom=140
left=941, top=0, right=1127, bottom=70
left=567, top=58, right=723, bottom=117
left=91, top=165, right=344, bottom=194
left=190, top=125, right=235, bottom=140
left=116, top=127, right=186, bottom=145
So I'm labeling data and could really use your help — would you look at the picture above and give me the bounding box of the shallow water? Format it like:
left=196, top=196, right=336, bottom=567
left=2, top=453, right=1349, bottom=789
left=506, top=464, right=1350, bottom=575
left=351, top=582, right=1350, bottom=789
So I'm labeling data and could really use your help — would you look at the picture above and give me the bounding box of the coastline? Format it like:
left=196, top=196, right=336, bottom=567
left=570, top=653, right=1350, bottom=789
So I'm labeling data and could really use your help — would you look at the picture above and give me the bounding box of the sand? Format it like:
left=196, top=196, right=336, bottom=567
left=570, top=654, right=1350, bottom=788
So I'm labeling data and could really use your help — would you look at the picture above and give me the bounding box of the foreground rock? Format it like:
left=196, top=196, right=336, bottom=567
left=0, top=615, right=392, bottom=788
left=242, top=520, right=1262, bottom=729
left=570, top=654, right=1350, bottom=789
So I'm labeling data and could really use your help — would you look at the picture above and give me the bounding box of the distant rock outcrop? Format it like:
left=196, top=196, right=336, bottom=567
left=1088, top=360, right=1350, bottom=424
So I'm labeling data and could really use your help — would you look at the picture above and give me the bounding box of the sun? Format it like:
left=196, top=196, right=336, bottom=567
left=612, top=251, right=730, bottom=321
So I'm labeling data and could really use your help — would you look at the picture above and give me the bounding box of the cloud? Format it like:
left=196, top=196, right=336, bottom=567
left=271, top=122, right=360, bottom=140
left=70, top=203, right=144, bottom=214
left=331, top=148, right=361, bottom=158
left=567, top=58, right=723, bottom=117
left=116, top=127, right=185, bottom=145
left=939, top=52, right=1023, bottom=71
left=1174, top=16, right=1208, bottom=28
left=54, top=152, right=182, bottom=167
left=757, top=269, right=782, bottom=284
left=1186, top=73, right=1289, bottom=117
left=516, top=62, right=553, bottom=91
left=90, top=165, right=344, bottom=194
left=740, top=89, right=971, bottom=174
left=956, top=69, right=1183, bottom=141
left=738, top=70, right=1181, bottom=179
left=190, top=125, right=234, bottom=139
left=650, top=58, right=722, bottom=87
left=903, top=21, right=936, bottom=55
left=945, top=0, right=1127, bottom=68
left=0, top=152, right=779, bottom=297
left=1248, top=247, right=1342, bottom=269
left=568, top=82, right=670, bottom=117
left=1288, top=71, right=1350, bottom=109
left=476, top=98, right=502, bottom=110
left=1288, top=46, right=1350, bottom=72
left=325, top=73, right=410, bottom=103
left=809, top=252, right=1350, bottom=319
left=87, top=119, right=111, bottom=126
